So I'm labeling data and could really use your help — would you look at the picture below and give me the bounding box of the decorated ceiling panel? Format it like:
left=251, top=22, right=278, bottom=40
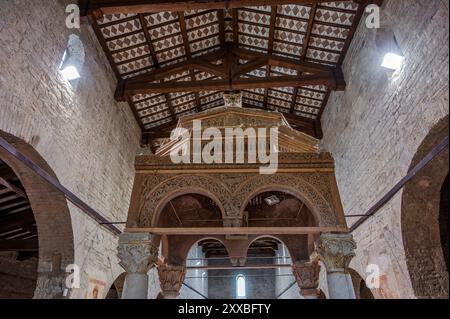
left=84, top=0, right=371, bottom=141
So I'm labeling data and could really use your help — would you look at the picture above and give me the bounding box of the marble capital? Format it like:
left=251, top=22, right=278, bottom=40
left=117, top=232, right=158, bottom=274
left=315, top=233, right=356, bottom=273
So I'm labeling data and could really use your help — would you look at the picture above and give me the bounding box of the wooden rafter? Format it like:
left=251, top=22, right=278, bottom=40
left=178, top=11, right=202, bottom=112
left=84, top=0, right=384, bottom=141
left=80, top=0, right=373, bottom=15
left=263, top=5, right=277, bottom=109
left=116, top=48, right=345, bottom=98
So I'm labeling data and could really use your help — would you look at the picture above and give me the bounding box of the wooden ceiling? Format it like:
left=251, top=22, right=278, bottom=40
left=81, top=0, right=381, bottom=143
left=0, top=159, right=38, bottom=260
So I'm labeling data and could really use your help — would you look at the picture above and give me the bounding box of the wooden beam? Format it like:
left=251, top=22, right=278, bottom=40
left=0, top=211, right=35, bottom=234
left=187, top=264, right=292, bottom=270
left=0, top=178, right=27, bottom=199
left=126, top=74, right=338, bottom=94
left=233, top=57, right=267, bottom=78
left=178, top=11, right=202, bottom=113
left=81, top=0, right=358, bottom=15
left=263, top=6, right=277, bottom=109
left=233, top=47, right=336, bottom=74
left=300, top=3, right=317, bottom=61
left=126, top=226, right=347, bottom=235
left=0, top=239, right=38, bottom=251
left=0, top=164, right=16, bottom=180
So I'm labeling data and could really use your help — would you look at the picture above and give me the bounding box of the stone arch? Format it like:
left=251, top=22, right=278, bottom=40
left=401, top=115, right=449, bottom=299
left=151, top=189, right=226, bottom=227
left=138, top=174, right=232, bottom=227
left=245, top=235, right=292, bottom=262
left=0, top=131, right=75, bottom=298
left=105, top=272, right=126, bottom=299
left=184, top=236, right=232, bottom=263
left=235, top=174, right=336, bottom=226
left=348, top=268, right=375, bottom=299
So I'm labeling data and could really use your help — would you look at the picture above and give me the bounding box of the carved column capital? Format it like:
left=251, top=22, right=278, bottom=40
left=157, top=263, right=186, bottom=298
left=315, top=233, right=356, bottom=273
left=117, top=232, right=158, bottom=274
left=292, top=260, right=320, bottom=297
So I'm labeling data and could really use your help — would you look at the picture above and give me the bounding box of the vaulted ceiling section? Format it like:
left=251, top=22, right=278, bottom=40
left=80, top=0, right=381, bottom=145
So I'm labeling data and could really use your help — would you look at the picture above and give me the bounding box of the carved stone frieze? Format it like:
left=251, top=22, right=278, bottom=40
left=315, top=233, right=356, bottom=273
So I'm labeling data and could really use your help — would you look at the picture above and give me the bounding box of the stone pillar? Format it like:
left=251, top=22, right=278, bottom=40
left=315, top=233, right=357, bottom=299
left=292, top=260, right=320, bottom=299
left=157, top=263, right=186, bottom=299
left=117, top=232, right=158, bottom=299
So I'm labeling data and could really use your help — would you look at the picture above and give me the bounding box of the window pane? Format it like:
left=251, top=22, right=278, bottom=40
left=236, top=275, right=246, bottom=298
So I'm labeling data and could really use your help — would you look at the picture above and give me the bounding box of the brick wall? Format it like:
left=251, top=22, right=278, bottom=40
left=0, top=0, right=141, bottom=298
left=320, top=0, right=449, bottom=298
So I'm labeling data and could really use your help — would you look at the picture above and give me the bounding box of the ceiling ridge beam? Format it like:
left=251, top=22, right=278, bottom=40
left=80, top=1, right=362, bottom=16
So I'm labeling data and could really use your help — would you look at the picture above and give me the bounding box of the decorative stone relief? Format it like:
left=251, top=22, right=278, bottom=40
left=157, top=263, right=186, bottom=298
left=233, top=173, right=337, bottom=226
left=138, top=174, right=234, bottom=226
left=292, top=260, right=320, bottom=296
left=315, top=233, right=356, bottom=273
left=117, top=233, right=158, bottom=273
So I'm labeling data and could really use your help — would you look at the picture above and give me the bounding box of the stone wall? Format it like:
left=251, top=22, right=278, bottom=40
left=320, top=0, right=449, bottom=298
left=0, top=0, right=141, bottom=298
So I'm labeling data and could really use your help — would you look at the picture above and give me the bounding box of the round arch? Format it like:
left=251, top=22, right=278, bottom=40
left=401, top=115, right=449, bottom=298
left=0, top=130, right=75, bottom=298
left=241, top=187, right=319, bottom=226
left=234, top=174, right=337, bottom=227
left=348, top=268, right=375, bottom=299
left=245, top=235, right=292, bottom=261
left=151, top=187, right=226, bottom=227
left=137, top=174, right=232, bottom=227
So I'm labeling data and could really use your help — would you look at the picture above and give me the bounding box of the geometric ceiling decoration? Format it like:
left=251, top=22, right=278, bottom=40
left=80, top=0, right=382, bottom=145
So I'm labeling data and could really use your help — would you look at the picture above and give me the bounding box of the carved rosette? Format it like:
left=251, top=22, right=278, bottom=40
left=117, top=233, right=159, bottom=274
left=315, top=233, right=356, bottom=273
left=292, top=261, right=320, bottom=297
left=158, top=264, right=186, bottom=298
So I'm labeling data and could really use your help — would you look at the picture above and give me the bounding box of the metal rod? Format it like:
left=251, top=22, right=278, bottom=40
left=350, top=136, right=449, bottom=232
left=182, top=282, right=208, bottom=299
left=0, top=137, right=121, bottom=236
left=276, top=281, right=297, bottom=299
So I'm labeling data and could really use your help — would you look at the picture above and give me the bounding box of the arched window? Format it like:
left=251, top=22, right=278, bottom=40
left=236, top=274, right=246, bottom=299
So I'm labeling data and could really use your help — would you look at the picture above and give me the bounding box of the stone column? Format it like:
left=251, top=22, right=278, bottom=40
left=117, top=232, right=158, bottom=299
left=315, top=233, right=357, bottom=299
left=292, top=260, right=320, bottom=299
left=157, top=263, right=186, bottom=299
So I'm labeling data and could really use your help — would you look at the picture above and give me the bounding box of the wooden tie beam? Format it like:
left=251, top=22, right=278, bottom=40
left=125, top=226, right=348, bottom=235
